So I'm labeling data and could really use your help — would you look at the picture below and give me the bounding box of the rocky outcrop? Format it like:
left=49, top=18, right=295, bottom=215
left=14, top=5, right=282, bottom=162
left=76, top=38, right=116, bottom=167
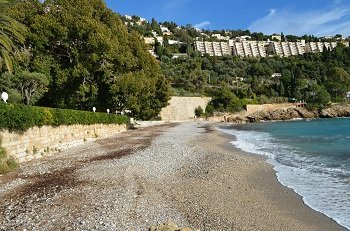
left=225, top=104, right=350, bottom=123
left=319, top=104, right=350, bottom=118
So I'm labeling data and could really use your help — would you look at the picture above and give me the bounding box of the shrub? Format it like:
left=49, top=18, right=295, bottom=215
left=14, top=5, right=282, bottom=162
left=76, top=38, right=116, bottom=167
left=0, top=148, right=18, bottom=174
left=0, top=102, right=128, bottom=131
left=194, top=106, right=204, bottom=117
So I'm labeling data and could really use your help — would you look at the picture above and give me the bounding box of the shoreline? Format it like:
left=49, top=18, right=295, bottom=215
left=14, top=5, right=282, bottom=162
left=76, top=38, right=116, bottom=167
left=210, top=123, right=348, bottom=230
left=0, top=121, right=347, bottom=230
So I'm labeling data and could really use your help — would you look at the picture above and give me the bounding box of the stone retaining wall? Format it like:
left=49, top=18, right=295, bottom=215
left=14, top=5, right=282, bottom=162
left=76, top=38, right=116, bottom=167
left=0, top=124, right=127, bottom=163
left=160, top=96, right=211, bottom=121
left=246, top=103, right=296, bottom=114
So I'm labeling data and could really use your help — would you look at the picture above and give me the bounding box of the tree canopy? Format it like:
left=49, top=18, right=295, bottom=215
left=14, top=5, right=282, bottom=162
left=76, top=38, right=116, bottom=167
left=0, top=0, right=26, bottom=73
left=2, top=0, right=170, bottom=119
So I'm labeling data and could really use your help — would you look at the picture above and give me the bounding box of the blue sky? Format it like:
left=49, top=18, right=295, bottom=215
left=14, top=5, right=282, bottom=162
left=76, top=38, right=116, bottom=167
left=105, top=0, right=350, bottom=36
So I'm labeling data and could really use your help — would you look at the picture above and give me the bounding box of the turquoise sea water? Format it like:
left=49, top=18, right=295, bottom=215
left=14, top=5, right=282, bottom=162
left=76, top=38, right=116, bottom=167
left=219, top=118, right=350, bottom=230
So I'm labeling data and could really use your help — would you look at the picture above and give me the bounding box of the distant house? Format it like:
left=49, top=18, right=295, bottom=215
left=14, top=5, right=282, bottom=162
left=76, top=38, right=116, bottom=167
left=212, top=33, right=230, bottom=41
left=124, top=15, right=132, bottom=20
left=172, top=53, right=188, bottom=59
left=271, top=73, right=282, bottom=78
left=323, top=35, right=334, bottom=40
left=144, top=37, right=155, bottom=45
left=346, top=92, right=350, bottom=99
left=235, top=36, right=251, bottom=42
left=160, top=26, right=172, bottom=36
left=168, top=40, right=184, bottom=45
left=271, top=34, right=282, bottom=41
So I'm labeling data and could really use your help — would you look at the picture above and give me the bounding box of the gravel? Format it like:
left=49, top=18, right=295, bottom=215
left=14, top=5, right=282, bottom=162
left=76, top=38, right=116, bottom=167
left=0, top=122, right=205, bottom=230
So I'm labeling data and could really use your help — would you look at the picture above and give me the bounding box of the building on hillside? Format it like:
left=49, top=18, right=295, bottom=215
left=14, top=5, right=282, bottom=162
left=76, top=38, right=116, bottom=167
left=271, top=34, right=282, bottom=41
left=271, top=73, right=282, bottom=78
left=156, top=36, right=164, bottom=45
left=160, top=26, right=172, bottom=36
left=232, top=41, right=267, bottom=58
left=305, top=42, right=337, bottom=53
left=124, top=15, right=132, bottom=20
left=168, top=40, right=184, bottom=45
left=194, top=41, right=231, bottom=57
left=144, top=37, right=155, bottom=45
left=212, top=33, right=230, bottom=41
left=194, top=39, right=342, bottom=58
left=172, top=53, right=188, bottom=59
left=267, top=42, right=306, bottom=57
left=235, top=36, right=252, bottom=42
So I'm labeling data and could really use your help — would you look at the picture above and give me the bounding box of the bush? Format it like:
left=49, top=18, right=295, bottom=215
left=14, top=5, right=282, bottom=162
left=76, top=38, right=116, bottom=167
left=194, top=106, right=204, bottom=117
left=0, top=102, right=128, bottom=131
left=0, top=148, right=17, bottom=174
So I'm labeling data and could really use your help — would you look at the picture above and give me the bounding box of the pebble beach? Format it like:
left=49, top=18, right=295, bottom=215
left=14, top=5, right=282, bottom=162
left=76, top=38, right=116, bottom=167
left=0, top=122, right=345, bottom=230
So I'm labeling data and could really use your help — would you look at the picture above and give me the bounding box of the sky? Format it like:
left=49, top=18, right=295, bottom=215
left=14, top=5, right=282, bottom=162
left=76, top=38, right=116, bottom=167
left=104, top=0, right=350, bottom=37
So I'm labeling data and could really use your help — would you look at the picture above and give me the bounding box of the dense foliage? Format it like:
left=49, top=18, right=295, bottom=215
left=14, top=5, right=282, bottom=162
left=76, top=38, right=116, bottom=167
left=0, top=102, right=128, bottom=131
left=2, top=1, right=350, bottom=117
left=0, top=0, right=26, bottom=73
left=0, top=0, right=170, bottom=120
left=161, top=46, right=350, bottom=112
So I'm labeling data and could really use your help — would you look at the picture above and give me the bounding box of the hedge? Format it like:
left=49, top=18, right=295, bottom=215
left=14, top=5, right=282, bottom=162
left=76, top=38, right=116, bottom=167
left=0, top=102, right=128, bottom=131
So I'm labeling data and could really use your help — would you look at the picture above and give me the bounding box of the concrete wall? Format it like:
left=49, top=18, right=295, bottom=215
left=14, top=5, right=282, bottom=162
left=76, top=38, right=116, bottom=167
left=246, top=103, right=296, bottom=114
left=0, top=124, right=127, bottom=163
left=160, top=96, right=211, bottom=121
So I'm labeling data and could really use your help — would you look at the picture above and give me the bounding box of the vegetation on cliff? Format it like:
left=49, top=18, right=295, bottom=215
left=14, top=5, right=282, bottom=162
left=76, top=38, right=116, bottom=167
left=1, top=1, right=350, bottom=118
left=161, top=46, right=350, bottom=113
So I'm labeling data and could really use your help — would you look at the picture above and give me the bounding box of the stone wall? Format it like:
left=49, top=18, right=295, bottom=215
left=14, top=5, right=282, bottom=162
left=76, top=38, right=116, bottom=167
left=246, top=103, right=296, bottom=114
left=160, top=96, right=211, bottom=121
left=0, top=124, right=127, bottom=163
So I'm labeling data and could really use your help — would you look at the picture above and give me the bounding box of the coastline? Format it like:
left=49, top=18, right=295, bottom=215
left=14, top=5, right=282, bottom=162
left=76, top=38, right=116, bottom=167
left=181, top=122, right=346, bottom=230
left=0, top=121, right=346, bottom=230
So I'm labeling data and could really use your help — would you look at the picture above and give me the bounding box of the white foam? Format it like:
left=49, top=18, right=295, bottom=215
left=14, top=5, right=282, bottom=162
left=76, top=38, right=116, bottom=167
left=218, top=127, right=350, bottom=230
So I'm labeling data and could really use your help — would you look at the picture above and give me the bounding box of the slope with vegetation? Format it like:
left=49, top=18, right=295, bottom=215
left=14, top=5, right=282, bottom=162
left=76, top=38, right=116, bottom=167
left=122, top=14, right=350, bottom=115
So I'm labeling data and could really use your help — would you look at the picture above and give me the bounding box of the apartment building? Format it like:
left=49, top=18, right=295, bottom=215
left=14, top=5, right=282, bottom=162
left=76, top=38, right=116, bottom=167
left=194, top=40, right=342, bottom=58
left=305, top=42, right=337, bottom=53
left=194, top=41, right=231, bottom=56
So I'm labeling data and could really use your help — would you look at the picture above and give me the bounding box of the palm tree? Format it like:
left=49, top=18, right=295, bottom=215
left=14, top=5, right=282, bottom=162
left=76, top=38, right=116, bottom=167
left=0, top=0, right=26, bottom=73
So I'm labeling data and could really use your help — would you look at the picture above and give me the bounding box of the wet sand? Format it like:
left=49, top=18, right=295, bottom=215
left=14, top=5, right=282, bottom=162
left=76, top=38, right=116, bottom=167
left=176, top=123, right=346, bottom=230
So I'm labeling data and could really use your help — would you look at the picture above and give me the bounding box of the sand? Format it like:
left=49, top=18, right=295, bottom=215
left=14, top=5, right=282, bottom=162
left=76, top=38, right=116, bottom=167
left=177, top=122, right=346, bottom=230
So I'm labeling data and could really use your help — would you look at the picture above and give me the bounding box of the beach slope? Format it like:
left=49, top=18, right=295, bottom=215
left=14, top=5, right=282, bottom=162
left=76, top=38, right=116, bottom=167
left=0, top=122, right=345, bottom=230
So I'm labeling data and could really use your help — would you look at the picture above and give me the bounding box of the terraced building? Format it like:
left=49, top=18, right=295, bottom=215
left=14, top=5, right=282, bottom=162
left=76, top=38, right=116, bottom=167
left=194, top=40, right=347, bottom=58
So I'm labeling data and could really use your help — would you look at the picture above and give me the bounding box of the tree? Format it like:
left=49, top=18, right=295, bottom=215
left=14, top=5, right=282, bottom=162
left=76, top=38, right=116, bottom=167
left=151, top=18, right=161, bottom=35
left=1, top=70, right=49, bottom=105
left=10, top=0, right=171, bottom=119
left=0, top=0, right=26, bottom=73
left=326, top=67, right=350, bottom=100
left=278, top=81, right=285, bottom=96
left=306, top=82, right=330, bottom=106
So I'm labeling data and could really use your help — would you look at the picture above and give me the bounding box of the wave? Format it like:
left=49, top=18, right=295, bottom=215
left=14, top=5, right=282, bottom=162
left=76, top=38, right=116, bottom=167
left=218, top=126, right=350, bottom=230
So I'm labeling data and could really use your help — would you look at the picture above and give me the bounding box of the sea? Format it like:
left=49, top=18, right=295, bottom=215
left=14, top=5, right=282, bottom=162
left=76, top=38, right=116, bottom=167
left=219, top=118, right=350, bottom=230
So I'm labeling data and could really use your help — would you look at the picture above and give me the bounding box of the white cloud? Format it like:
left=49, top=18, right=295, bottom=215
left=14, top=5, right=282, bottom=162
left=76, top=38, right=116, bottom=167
left=194, top=21, right=211, bottom=29
left=248, top=3, right=350, bottom=36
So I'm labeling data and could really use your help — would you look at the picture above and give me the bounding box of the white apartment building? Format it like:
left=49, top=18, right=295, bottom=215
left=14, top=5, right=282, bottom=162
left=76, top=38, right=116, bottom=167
left=194, top=40, right=342, bottom=58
